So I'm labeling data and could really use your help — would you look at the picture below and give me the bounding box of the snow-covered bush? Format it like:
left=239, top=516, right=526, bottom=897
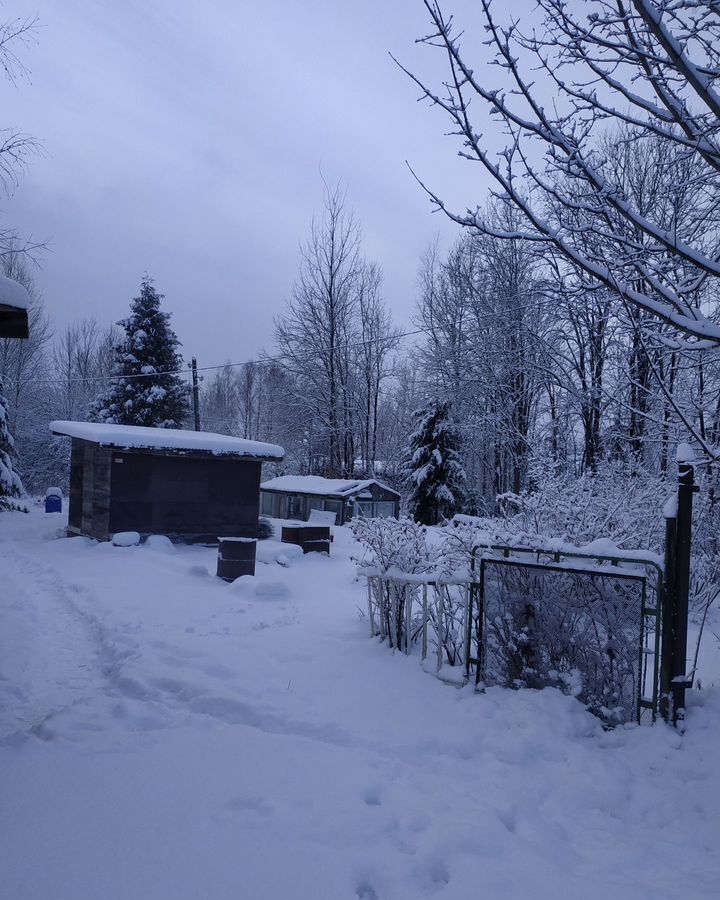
left=497, top=459, right=720, bottom=626
left=496, top=460, right=670, bottom=551
left=351, top=517, right=433, bottom=651
left=0, top=378, right=27, bottom=512
left=352, top=516, right=472, bottom=665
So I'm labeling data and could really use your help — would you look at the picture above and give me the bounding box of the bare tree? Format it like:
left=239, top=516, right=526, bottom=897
left=354, top=262, right=400, bottom=476
left=1, top=14, right=40, bottom=259
left=414, top=202, right=549, bottom=507
left=53, top=319, right=119, bottom=421
left=397, top=1, right=720, bottom=347
left=275, top=181, right=365, bottom=477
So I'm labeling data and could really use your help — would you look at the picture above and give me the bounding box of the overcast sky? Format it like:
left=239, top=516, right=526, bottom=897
left=2, top=0, right=531, bottom=366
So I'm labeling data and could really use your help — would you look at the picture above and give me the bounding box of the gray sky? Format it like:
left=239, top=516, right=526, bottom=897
left=2, top=0, right=524, bottom=366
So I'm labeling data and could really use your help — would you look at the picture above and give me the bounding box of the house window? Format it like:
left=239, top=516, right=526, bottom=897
left=287, top=495, right=304, bottom=520
left=323, top=499, right=342, bottom=521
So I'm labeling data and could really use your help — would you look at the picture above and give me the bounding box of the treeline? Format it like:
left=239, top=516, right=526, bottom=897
left=3, top=136, right=720, bottom=510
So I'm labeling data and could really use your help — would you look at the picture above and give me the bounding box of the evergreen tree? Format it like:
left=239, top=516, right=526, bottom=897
left=405, top=400, right=466, bottom=525
left=90, top=276, right=189, bottom=428
left=0, top=377, right=25, bottom=511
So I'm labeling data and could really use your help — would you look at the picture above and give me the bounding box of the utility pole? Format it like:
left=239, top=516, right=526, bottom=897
left=190, top=357, right=201, bottom=431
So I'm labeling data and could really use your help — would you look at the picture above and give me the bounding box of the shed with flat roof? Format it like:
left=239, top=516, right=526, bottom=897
left=50, top=421, right=284, bottom=543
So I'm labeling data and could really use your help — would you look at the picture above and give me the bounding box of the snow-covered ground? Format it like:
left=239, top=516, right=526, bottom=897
left=1, top=508, right=719, bottom=900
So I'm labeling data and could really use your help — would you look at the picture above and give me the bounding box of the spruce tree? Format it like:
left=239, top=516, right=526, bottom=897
left=0, top=377, right=25, bottom=511
left=90, top=276, right=189, bottom=428
left=405, top=400, right=466, bottom=525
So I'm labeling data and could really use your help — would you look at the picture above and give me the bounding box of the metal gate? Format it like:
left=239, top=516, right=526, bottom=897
left=361, top=543, right=663, bottom=725
left=466, top=544, right=664, bottom=725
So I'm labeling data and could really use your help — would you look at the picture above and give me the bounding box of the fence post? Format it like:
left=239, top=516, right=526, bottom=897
left=405, top=585, right=412, bottom=655
left=436, top=585, right=444, bottom=673
left=672, top=453, right=696, bottom=726
left=422, top=584, right=428, bottom=661
left=367, top=578, right=376, bottom=637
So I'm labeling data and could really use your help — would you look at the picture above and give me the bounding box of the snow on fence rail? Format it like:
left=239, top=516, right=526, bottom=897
left=355, top=520, right=663, bottom=725
left=358, top=566, right=472, bottom=678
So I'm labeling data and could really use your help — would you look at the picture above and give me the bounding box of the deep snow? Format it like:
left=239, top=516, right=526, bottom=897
left=1, top=508, right=719, bottom=900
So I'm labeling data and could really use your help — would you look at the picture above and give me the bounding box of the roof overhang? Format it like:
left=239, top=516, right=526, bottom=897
left=50, top=420, right=285, bottom=463
left=260, top=479, right=401, bottom=500
left=0, top=303, right=29, bottom=339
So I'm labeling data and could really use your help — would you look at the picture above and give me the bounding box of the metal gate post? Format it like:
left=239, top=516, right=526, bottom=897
left=660, top=513, right=677, bottom=723
left=672, top=457, right=696, bottom=725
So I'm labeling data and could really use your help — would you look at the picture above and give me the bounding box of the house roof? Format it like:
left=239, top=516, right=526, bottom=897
left=0, top=273, right=31, bottom=339
left=49, top=421, right=285, bottom=461
left=260, top=474, right=400, bottom=499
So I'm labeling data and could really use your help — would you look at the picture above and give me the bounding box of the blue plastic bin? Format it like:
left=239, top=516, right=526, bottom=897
left=45, top=490, right=62, bottom=513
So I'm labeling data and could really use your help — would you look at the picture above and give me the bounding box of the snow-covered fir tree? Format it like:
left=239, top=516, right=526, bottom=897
left=90, top=276, right=188, bottom=428
left=0, top=377, right=26, bottom=511
left=405, top=400, right=466, bottom=525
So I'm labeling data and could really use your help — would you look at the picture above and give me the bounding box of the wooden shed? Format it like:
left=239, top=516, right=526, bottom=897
left=260, top=475, right=400, bottom=525
left=0, top=272, right=30, bottom=339
left=50, top=421, right=285, bottom=543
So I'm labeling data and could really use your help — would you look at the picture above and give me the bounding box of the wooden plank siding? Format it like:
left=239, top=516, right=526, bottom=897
left=107, top=451, right=262, bottom=541
left=66, top=440, right=264, bottom=543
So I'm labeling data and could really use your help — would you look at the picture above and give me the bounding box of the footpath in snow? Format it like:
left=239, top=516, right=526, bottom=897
left=1, top=508, right=719, bottom=900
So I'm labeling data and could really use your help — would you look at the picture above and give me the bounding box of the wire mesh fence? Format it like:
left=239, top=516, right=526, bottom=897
left=470, top=560, right=653, bottom=725
left=361, top=544, right=662, bottom=726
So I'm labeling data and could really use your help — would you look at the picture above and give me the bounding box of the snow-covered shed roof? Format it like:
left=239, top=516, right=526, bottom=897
left=0, top=273, right=31, bottom=339
left=50, top=421, right=285, bottom=461
left=260, top=474, right=400, bottom=499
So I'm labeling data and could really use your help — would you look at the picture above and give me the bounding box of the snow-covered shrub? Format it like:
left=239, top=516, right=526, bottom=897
left=498, top=459, right=720, bottom=627
left=442, top=515, right=645, bottom=723
left=352, top=516, right=433, bottom=651
left=497, top=460, right=670, bottom=551
left=0, top=378, right=27, bottom=512
left=352, top=516, right=471, bottom=665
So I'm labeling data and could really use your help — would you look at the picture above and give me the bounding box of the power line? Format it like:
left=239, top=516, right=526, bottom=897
left=1, top=293, right=574, bottom=389
left=0, top=327, right=426, bottom=388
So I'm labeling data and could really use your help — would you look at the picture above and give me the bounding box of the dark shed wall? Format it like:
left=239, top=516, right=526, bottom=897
left=68, top=439, right=111, bottom=540
left=107, top=451, right=262, bottom=540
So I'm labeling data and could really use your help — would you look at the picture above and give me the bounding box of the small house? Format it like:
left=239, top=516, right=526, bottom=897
left=260, top=475, right=400, bottom=525
left=0, top=273, right=30, bottom=338
left=50, top=421, right=284, bottom=542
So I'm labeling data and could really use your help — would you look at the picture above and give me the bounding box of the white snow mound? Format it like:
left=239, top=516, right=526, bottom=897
left=112, top=531, right=140, bottom=547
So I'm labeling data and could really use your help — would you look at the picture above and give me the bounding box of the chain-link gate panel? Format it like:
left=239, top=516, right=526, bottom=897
left=467, top=548, right=662, bottom=725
